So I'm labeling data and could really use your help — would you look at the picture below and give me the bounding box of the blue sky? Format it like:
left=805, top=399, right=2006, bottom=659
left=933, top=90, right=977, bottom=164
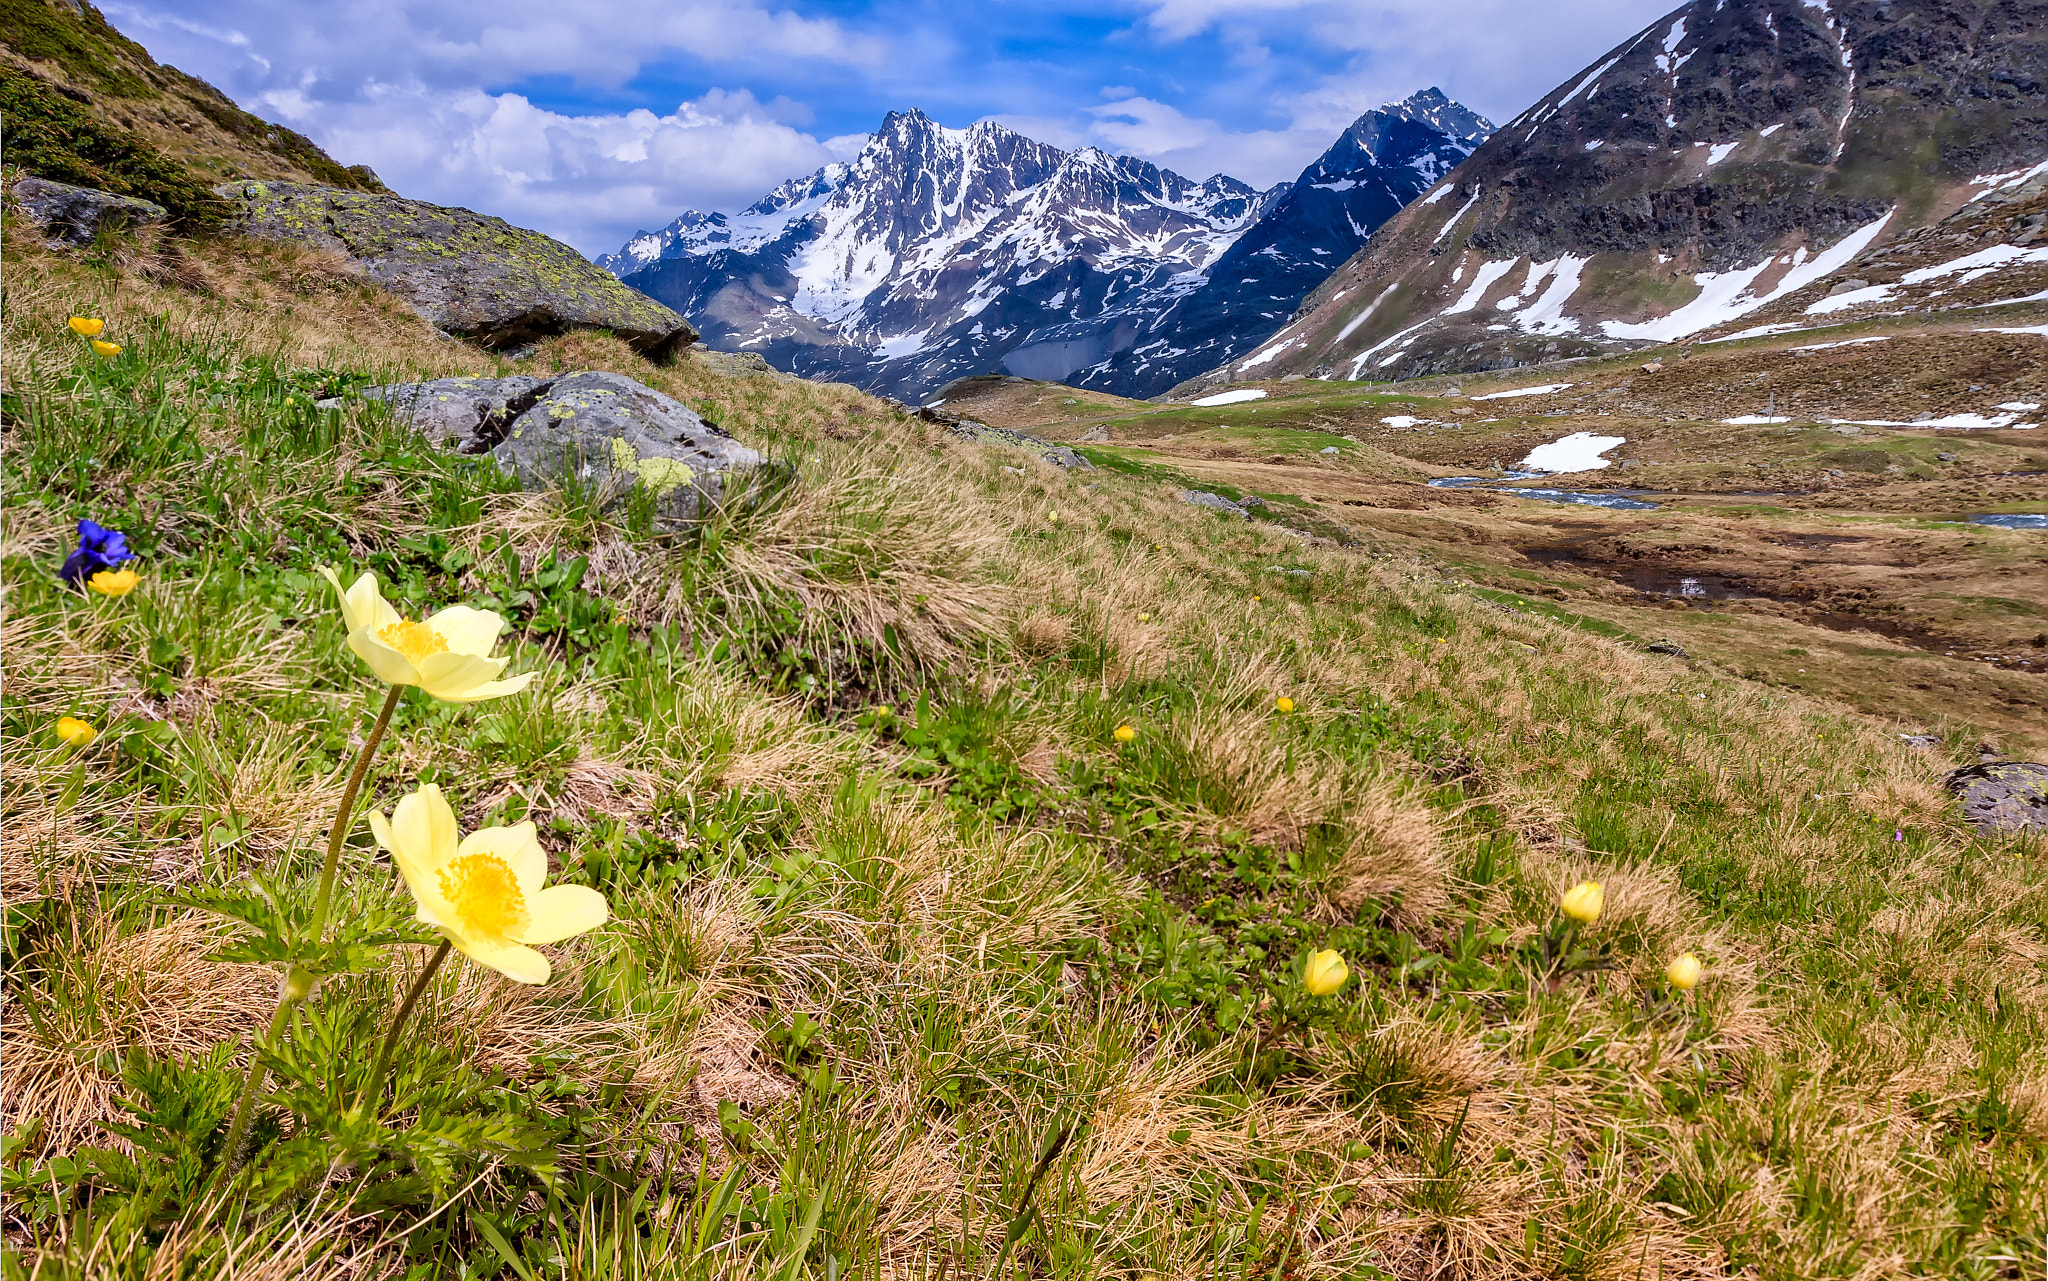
left=105, top=0, right=1679, bottom=256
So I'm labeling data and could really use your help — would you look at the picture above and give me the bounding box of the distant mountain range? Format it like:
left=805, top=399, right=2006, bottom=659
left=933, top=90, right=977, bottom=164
left=1209, top=0, right=2048, bottom=388
left=600, top=91, right=1492, bottom=399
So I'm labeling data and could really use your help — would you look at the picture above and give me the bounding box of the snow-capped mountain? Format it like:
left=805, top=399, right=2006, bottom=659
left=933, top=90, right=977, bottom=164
left=1080, top=89, right=1492, bottom=395
left=1210, top=0, right=2048, bottom=387
left=604, top=94, right=1490, bottom=399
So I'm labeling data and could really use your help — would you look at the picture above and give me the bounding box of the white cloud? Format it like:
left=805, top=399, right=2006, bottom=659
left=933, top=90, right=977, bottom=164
left=256, top=85, right=841, bottom=255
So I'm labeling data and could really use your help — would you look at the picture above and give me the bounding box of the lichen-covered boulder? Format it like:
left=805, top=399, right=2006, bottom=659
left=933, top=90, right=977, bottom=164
left=10, top=177, right=167, bottom=245
left=361, top=370, right=763, bottom=525
left=1943, top=762, right=2048, bottom=834
left=215, top=182, right=696, bottom=356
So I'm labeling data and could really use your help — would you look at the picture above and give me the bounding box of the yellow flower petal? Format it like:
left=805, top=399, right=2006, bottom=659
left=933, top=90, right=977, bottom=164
left=390, top=784, right=458, bottom=872
left=457, top=822, right=547, bottom=896
left=69, top=317, right=105, bottom=337
left=517, top=884, right=609, bottom=945
left=1303, top=948, right=1348, bottom=996
left=320, top=568, right=401, bottom=635
left=347, top=627, right=425, bottom=686
left=90, top=340, right=122, bottom=357
left=426, top=670, right=537, bottom=705
left=87, top=568, right=139, bottom=596
left=422, top=604, right=507, bottom=657
left=415, top=649, right=508, bottom=700
left=446, top=932, right=551, bottom=985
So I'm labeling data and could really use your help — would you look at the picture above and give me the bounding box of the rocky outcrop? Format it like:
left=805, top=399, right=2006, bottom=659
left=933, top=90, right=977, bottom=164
left=217, top=182, right=696, bottom=356
left=1943, top=762, right=2048, bottom=834
left=883, top=397, right=1092, bottom=470
left=8, top=176, right=166, bottom=244
left=357, top=371, right=761, bottom=524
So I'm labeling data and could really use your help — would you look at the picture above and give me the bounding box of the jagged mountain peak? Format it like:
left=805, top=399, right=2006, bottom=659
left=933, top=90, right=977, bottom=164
left=1383, top=88, right=1494, bottom=149
left=607, top=92, right=1492, bottom=398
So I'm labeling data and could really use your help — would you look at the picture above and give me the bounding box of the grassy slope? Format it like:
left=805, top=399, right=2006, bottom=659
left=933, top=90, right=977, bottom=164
left=3, top=223, right=2045, bottom=1280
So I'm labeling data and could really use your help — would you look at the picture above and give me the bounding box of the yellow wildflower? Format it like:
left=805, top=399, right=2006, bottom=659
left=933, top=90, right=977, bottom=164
left=69, top=317, right=105, bottom=337
left=54, top=716, right=97, bottom=746
left=1275, top=696, right=1294, bottom=714
left=1304, top=949, right=1348, bottom=996
left=1560, top=881, right=1604, bottom=925
left=1665, top=953, right=1703, bottom=991
left=1137, top=612, right=1151, bottom=623
left=1114, top=724, right=1136, bottom=743
left=87, top=568, right=139, bottom=596
left=90, top=340, right=122, bottom=357
left=319, top=568, right=534, bottom=702
left=371, top=783, right=608, bottom=984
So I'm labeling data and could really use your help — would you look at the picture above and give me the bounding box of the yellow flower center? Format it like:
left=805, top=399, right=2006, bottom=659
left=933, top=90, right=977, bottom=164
left=438, top=853, right=527, bottom=940
left=378, top=619, right=449, bottom=666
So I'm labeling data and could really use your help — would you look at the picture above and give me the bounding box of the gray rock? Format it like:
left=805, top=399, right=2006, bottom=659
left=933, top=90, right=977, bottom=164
left=214, top=182, right=696, bottom=356
left=1179, top=490, right=1249, bottom=518
left=10, top=177, right=166, bottom=246
left=361, top=370, right=762, bottom=525
left=1076, top=425, right=1111, bottom=442
left=1642, top=640, right=1688, bottom=657
left=1320, top=445, right=1342, bottom=455
left=1899, top=734, right=1942, bottom=749
left=1237, top=494, right=1266, bottom=509
left=1942, top=761, right=2048, bottom=833
left=886, top=398, right=1092, bottom=469
left=1937, top=452, right=1958, bottom=462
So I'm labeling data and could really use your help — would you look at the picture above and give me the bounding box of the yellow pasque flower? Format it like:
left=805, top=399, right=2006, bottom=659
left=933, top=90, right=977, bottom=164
left=87, top=568, right=140, bottom=596
left=1275, top=696, right=1294, bottom=714
left=69, top=317, right=105, bottom=337
left=1665, top=953, right=1703, bottom=991
left=319, top=568, right=534, bottom=702
left=1048, top=509, right=1060, bottom=525
left=1114, top=724, right=1136, bottom=743
left=90, top=340, right=122, bottom=357
left=1560, top=881, right=1604, bottom=925
left=371, top=783, right=608, bottom=984
left=1304, top=948, right=1349, bottom=996
left=54, top=716, right=97, bottom=746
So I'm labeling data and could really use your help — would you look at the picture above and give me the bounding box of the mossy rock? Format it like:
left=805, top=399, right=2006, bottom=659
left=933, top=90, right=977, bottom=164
left=214, top=181, right=697, bottom=356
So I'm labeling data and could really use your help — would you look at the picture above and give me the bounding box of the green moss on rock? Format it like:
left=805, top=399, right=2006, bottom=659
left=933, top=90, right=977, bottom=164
left=216, top=181, right=697, bottom=355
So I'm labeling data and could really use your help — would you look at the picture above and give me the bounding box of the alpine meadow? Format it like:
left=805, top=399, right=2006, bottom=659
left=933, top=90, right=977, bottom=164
left=3, top=0, right=2047, bottom=1279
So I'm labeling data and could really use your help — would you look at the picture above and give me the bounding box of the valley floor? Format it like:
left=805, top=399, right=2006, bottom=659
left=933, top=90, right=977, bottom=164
left=3, top=227, right=2045, bottom=1281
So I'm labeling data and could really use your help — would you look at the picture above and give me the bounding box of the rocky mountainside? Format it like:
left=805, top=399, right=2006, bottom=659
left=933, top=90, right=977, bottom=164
left=605, top=94, right=1490, bottom=399
left=1, top=0, right=382, bottom=228
left=1204, top=0, right=2048, bottom=389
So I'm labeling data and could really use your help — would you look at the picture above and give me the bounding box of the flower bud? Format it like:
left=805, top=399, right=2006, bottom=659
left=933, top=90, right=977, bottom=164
left=280, top=967, right=317, bottom=1002
left=1113, top=724, right=1136, bottom=743
left=1303, top=948, right=1348, bottom=996
left=54, top=716, right=97, bottom=746
left=1560, top=880, right=1603, bottom=925
left=1665, top=953, right=1703, bottom=991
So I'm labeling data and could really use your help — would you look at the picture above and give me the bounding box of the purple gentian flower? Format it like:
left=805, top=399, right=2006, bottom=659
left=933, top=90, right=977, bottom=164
left=60, top=519, right=133, bottom=585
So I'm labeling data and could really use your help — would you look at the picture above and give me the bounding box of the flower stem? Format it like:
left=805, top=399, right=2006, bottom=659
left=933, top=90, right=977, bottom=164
left=209, top=972, right=300, bottom=1192
left=361, top=940, right=452, bottom=1114
left=311, top=684, right=403, bottom=940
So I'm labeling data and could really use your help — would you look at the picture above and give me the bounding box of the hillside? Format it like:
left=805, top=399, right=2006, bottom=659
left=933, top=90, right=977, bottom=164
left=4, top=169, right=2045, bottom=1280
left=0, top=0, right=383, bottom=222
left=1214, top=0, right=2048, bottom=388
left=604, top=95, right=1488, bottom=401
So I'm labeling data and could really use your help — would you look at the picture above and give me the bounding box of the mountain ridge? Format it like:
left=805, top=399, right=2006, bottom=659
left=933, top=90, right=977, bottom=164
left=1197, top=0, right=2048, bottom=389
left=605, top=92, right=1491, bottom=398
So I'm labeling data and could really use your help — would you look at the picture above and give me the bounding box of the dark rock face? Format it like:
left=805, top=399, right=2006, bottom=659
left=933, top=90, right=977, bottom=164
left=604, top=95, right=1489, bottom=400
left=1943, top=761, right=2048, bottom=833
left=1233, top=0, right=2048, bottom=387
left=10, top=176, right=166, bottom=244
left=360, top=371, right=760, bottom=524
left=218, top=183, right=697, bottom=356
